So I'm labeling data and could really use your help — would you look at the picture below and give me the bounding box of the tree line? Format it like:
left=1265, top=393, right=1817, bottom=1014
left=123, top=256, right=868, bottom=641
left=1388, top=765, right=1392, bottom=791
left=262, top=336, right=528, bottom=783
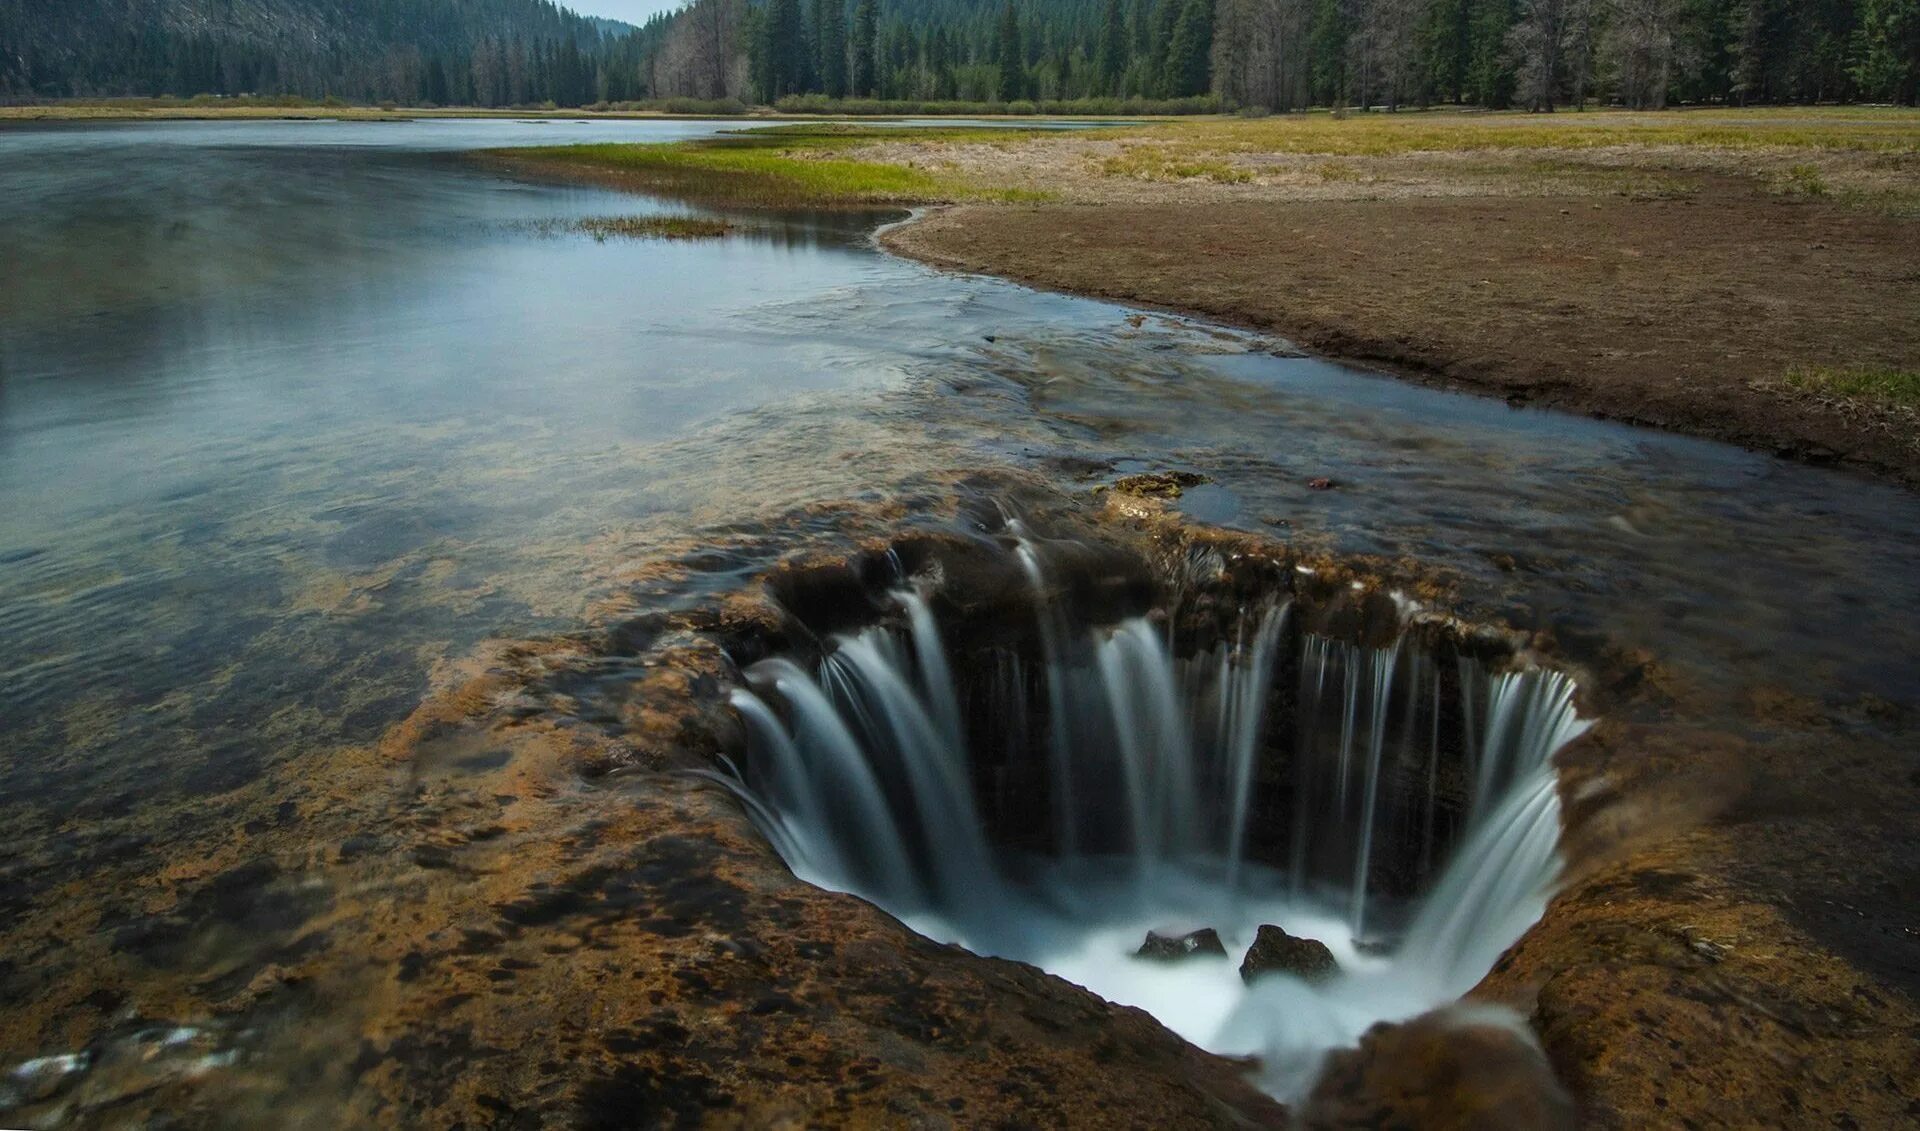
left=3, top=0, right=1914, bottom=109
left=727, top=0, right=1918, bottom=109
left=0, top=0, right=658, bottom=105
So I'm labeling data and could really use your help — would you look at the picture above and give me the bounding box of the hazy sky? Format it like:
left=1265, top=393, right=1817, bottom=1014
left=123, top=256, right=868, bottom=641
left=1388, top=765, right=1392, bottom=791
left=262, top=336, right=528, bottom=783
left=569, top=0, right=687, bottom=24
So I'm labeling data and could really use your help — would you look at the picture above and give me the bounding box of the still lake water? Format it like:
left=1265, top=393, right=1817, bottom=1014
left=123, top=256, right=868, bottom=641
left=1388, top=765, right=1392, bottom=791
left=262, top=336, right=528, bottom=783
left=2, top=116, right=1917, bottom=1116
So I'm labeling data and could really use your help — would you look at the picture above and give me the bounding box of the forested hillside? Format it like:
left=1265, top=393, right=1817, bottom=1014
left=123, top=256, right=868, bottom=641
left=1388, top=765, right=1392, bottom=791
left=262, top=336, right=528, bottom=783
left=0, top=0, right=654, bottom=103
left=3, top=0, right=1915, bottom=109
left=727, top=0, right=1919, bottom=108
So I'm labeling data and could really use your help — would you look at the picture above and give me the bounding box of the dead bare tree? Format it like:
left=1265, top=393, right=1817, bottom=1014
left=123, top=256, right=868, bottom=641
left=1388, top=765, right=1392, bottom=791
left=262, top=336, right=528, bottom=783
left=1604, top=0, right=1680, bottom=109
left=1508, top=0, right=1597, bottom=111
left=1376, top=0, right=1433, bottom=109
left=1212, top=0, right=1255, bottom=107
left=1565, top=0, right=1598, bottom=108
left=1256, top=0, right=1312, bottom=110
left=691, top=0, right=743, bottom=99
left=1211, top=0, right=1313, bottom=111
left=651, top=0, right=748, bottom=99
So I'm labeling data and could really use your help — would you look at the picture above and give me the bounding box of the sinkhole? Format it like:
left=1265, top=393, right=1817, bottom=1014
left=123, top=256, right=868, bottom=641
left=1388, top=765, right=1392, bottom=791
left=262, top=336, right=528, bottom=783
left=708, top=520, right=1590, bottom=1098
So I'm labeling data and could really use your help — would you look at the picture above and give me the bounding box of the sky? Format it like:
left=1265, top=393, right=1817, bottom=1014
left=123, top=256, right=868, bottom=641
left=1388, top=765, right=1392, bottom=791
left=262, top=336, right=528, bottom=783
left=567, top=0, right=687, bottom=24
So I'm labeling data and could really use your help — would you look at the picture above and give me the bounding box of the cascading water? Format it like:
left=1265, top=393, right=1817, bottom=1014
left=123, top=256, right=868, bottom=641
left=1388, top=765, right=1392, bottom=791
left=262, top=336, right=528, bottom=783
left=715, top=543, right=1590, bottom=1101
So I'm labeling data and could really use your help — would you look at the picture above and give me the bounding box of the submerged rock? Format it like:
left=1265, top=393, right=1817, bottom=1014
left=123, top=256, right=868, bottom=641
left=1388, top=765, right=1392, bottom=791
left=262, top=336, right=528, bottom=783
left=4, top=1052, right=89, bottom=1107
left=1136, top=927, right=1229, bottom=962
left=1110, top=471, right=1211, bottom=499
left=1239, top=924, right=1339, bottom=984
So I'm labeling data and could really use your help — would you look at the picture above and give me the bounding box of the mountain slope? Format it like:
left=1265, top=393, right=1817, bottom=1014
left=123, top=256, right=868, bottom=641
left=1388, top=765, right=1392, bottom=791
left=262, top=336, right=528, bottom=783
left=0, top=0, right=644, bottom=102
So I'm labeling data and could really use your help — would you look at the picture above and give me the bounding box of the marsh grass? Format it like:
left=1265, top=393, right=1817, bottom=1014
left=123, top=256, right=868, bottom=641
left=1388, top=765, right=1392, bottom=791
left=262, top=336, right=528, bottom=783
left=1098, top=147, right=1255, bottom=183
left=1049, top=108, right=1919, bottom=207
left=1108, top=107, right=1920, bottom=158
left=1838, top=186, right=1920, bottom=217
left=769, top=93, right=1218, bottom=115
left=488, top=109, right=1918, bottom=213
left=498, top=126, right=1062, bottom=206
left=1783, top=364, right=1920, bottom=406
left=1778, top=163, right=1832, bottom=197
left=1756, top=364, right=1920, bottom=453
left=568, top=216, right=733, bottom=240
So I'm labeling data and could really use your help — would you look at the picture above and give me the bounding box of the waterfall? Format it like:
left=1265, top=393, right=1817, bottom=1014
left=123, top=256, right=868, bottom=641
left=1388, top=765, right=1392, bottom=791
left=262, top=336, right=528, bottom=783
left=718, top=570, right=1589, bottom=1099
left=1011, top=519, right=1080, bottom=859
left=1223, top=603, right=1289, bottom=892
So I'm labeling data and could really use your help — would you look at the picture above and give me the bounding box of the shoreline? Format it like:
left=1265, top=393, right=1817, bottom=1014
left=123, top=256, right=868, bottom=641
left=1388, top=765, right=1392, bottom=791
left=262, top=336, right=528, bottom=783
left=470, top=109, right=1920, bottom=488
left=0, top=104, right=1152, bottom=124
left=881, top=197, right=1920, bottom=490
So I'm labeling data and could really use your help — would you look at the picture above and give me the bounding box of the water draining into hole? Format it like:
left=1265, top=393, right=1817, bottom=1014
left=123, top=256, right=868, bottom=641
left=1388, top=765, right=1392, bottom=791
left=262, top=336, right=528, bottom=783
left=714, top=542, right=1589, bottom=1098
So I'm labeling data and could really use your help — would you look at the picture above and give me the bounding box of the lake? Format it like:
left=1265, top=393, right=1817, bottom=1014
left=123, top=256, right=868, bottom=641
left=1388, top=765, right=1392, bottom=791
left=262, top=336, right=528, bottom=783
left=3, top=116, right=1916, bottom=1122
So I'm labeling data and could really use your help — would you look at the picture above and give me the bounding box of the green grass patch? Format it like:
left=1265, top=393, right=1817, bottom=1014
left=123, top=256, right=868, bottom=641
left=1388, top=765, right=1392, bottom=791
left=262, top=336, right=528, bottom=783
left=1836, top=185, right=1920, bottom=218
left=1782, top=364, right=1920, bottom=406
left=1778, top=163, right=1831, bottom=197
left=495, top=126, right=1065, bottom=207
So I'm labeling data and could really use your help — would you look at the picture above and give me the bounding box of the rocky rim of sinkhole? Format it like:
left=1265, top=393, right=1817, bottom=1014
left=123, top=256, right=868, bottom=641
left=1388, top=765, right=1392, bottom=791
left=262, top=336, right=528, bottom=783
left=494, top=496, right=1615, bottom=1116
left=13, top=492, right=1886, bottom=1128
left=711, top=511, right=1588, bottom=1101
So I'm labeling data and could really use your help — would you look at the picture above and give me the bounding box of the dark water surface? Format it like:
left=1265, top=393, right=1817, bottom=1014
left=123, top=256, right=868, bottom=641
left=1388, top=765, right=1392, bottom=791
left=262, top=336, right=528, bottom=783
left=2, top=117, right=1918, bottom=1116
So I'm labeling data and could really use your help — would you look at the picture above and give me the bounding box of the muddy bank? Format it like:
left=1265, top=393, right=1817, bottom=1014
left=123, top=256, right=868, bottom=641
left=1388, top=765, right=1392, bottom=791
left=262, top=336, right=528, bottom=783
left=885, top=189, right=1920, bottom=487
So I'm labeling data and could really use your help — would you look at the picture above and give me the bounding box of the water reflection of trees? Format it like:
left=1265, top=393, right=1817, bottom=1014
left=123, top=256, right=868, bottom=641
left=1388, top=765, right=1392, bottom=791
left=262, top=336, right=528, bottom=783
left=722, top=208, right=908, bottom=251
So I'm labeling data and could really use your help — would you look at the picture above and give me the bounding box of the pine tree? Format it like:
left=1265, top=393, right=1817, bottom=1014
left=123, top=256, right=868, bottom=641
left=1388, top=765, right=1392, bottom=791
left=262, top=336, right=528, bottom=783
left=1429, top=0, right=1473, bottom=101
left=1851, top=0, right=1920, bottom=103
left=1131, top=0, right=1156, bottom=60
left=851, top=0, right=878, bottom=95
left=1730, top=0, right=1779, bottom=104
left=6, top=0, right=1909, bottom=110
left=1165, top=0, right=1215, bottom=96
left=1099, top=0, right=1130, bottom=93
left=1310, top=0, right=1350, bottom=104
left=425, top=56, right=450, bottom=104
left=997, top=0, right=1024, bottom=100
left=1467, top=0, right=1518, bottom=106
left=757, top=0, right=804, bottom=99
left=818, top=0, right=849, bottom=96
left=1152, top=0, right=1183, bottom=94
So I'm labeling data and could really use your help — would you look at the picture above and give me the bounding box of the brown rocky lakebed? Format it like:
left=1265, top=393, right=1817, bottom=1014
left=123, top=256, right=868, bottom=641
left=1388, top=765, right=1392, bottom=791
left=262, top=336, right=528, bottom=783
left=9, top=488, right=1914, bottom=1127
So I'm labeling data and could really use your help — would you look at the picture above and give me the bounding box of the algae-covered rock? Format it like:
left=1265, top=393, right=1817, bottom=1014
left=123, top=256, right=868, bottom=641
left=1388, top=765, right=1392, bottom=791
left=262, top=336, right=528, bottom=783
left=1111, top=471, right=1211, bottom=499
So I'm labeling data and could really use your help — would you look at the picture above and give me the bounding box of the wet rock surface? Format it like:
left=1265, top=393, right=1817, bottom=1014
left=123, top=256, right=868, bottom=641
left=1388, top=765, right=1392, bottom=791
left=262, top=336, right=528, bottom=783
left=1, top=644, right=1289, bottom=1128
left=1139, top=928, right=1232, bottom=963
left=3, top=493, right=1917, bottom=1128
left=1110, top=471, right=1212, bottom=499
left=1239, top=925, right=1339, bottom=984
left=1470, top=720, right=1920, bottom=1129
left=1304, top=1005, right=1576, bottom=1130
left=526, top=509, right=1920, bottom=1130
